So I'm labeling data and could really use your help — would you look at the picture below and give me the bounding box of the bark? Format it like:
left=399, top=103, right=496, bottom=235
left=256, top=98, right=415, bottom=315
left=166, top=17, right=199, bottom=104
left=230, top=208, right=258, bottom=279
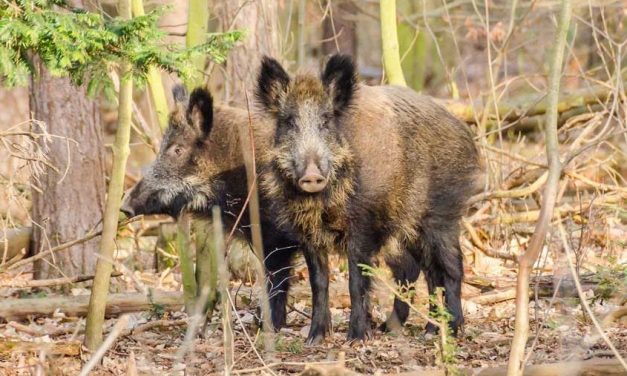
left=379, top=0, right=407, bottom=86
left=84, top=0, right=134, bottom=351
left=507, top=0, right=572, bottom=374
left=29, top=54, right=106, bottom=280
left=321, top=2, right=358, bottom=57
left=0, top=291, right=183, bottom=320
left=220, top=0, right=280, bottom=105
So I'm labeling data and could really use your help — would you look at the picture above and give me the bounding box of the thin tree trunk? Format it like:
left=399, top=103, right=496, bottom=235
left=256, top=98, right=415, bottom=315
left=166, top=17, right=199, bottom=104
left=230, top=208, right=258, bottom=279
left=131, top=0, right=169, bottom=132
left=220, top=0, right=280, bottom=106
left=506, top=0, right=572, bottom=374
left=398, top=0, right=428, bottom=91
left=184, top=0, right=209, bottom=90
left=29, top=53, right=105, bottom=280
left=380, top=0, right=407, bottom=86
left=84, top=0, right=134, bottom=351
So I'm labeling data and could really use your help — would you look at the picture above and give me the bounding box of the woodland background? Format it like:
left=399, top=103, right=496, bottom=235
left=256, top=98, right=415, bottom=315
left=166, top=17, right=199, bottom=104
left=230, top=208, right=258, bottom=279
left=0, top=0, right=625, bottom=375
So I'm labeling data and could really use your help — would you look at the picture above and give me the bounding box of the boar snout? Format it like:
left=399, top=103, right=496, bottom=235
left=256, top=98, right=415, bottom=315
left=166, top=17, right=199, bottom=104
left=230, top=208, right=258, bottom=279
left=120, top=187, right=137, bottom=218
left=298, top=161, right=327, bottom=193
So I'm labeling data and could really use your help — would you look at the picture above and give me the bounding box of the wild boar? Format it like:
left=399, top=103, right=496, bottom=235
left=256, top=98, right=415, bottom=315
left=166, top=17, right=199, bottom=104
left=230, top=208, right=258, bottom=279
left=256, top=55, right=480, bottom=343
left=120, top=86, right=301, bottom=330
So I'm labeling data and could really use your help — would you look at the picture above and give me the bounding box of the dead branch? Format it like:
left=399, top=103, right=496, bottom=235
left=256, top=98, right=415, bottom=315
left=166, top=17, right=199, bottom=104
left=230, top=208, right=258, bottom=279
left=0, top=227, right=31, bottom=264
left=602, top=306, right=627, bottom=327
left=0, top=290, right=183, bottom=320
left=0, top=340, right=81, bottom=356
left=120, top=319, right=187, bottom=337
left=393, top=358, right=627, bottom=375
left=441, top=81, right=625, bottom=124
left=1, top=216, right=141, bottom=273
left=0, top=272, right=122, bottom=289
left=6, top=321, right=81, bottom=338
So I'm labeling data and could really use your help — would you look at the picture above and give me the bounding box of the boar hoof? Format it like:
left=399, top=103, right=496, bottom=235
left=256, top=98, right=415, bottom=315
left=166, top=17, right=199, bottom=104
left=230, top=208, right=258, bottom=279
left=305, top=332, right=325, bottom=347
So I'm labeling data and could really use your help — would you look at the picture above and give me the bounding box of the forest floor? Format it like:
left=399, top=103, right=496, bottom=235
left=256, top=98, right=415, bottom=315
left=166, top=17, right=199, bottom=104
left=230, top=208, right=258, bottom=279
left=0, top=241, right=625, bottom=375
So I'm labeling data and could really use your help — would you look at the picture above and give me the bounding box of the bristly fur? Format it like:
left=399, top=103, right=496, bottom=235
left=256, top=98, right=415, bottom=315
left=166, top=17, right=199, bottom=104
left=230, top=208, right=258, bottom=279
left=256, top=56, right=291, bottom=114
left=261, top=140, right=355, bottom=251
left=321, top=54, right=357, bottom=115
left=120, top=89, right=303, bottom=333
left=256, top=54, right=481, bottom=344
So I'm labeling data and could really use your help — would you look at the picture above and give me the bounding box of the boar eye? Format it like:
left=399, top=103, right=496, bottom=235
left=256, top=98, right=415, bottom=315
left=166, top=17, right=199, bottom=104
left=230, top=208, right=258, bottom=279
left=172, top=145, right=183, bottom=156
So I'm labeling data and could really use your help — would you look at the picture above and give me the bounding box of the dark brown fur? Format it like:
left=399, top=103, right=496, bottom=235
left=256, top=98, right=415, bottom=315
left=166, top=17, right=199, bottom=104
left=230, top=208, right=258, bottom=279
left=121, top=87, right=300, bottom=331
left=257, top=56, right=480, bottom=343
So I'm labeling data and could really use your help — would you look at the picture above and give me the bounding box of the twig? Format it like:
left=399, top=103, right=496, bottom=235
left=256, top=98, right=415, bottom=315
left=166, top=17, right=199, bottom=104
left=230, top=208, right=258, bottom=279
left=507, top=0, right=572, bottom=373
left=214, top=207, right=234, bottom=374
left=231, top=359, right=354, bottom=375
left=120, top=319, right=187, bottom=337
left=242, top=91, right=274, bottom=353
left=2, top=217, right=141, bottom=273
left=79, top=315, right=130, bottom=376
left=557, top=218, right=627, bottom=371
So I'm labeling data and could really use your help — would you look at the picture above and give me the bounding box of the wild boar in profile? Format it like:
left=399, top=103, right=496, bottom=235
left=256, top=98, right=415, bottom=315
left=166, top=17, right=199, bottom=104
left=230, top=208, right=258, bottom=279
left=120, top=86, right=301, bottom=330
left=256, top=55, right=480, bottom=343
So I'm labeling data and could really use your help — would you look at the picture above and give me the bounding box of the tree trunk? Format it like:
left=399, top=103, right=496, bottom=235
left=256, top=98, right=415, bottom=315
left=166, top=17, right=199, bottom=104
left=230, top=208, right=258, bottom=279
left=220, top=0, right=280, bottom=105
left=28, top=56, right=105, bottom=280
left=322, top=2, right=358, bottom=57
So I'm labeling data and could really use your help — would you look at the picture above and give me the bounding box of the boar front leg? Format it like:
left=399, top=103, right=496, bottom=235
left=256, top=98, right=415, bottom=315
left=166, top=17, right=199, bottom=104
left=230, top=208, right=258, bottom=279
left=303, top=246, right=331, bottom=346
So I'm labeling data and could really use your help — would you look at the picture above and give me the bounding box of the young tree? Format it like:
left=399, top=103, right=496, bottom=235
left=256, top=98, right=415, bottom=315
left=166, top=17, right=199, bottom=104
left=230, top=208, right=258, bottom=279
left=380, top=0, right=407, bottom=86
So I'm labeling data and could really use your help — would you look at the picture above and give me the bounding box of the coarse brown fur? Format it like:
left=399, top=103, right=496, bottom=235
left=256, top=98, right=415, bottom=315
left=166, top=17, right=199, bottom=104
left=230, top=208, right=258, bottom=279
left=121, top=87, right=301, bottom=331
left=256, top=55, right=481, bottom=343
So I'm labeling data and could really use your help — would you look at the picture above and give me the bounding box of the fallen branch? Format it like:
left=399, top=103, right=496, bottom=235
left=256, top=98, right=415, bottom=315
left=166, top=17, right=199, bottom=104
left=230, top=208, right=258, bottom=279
left=0, top=340, right=81, bottom=356
left=480, top=194, right=623, bottom=224
left=441, top=81, right=626, bottom=124
left=7, top=321, right=81, bottom=337
left=0, top=227, right=31, bottom=264
left=391, top=358, right=627, bottom=375
left=0, top=290, right=183, bottom=320
left=0, top=271, right=122, bottom=289
left=120, top=318, right=187, bottom=337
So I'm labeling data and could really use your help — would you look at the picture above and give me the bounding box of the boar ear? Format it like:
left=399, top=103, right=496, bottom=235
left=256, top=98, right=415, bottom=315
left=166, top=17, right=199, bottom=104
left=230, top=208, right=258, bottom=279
left=186, top=87, right=214, bottom=137
left=256, top=56, right=290, bottom=114
left=321, top=54, right=357, bottom=114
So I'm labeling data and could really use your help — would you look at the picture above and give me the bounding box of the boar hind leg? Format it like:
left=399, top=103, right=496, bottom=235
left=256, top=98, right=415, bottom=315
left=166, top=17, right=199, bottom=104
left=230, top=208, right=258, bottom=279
left=423, top=226, right=464, bottom=336
left=380, top=252, right=420, bottom=333
left=264, top=242, right=298, bottom=331
left=303, top=247, right=331, bottom=346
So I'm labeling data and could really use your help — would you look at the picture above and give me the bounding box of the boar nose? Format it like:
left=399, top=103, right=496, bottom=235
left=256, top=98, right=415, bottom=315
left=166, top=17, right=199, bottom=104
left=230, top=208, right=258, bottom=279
left=120, top=191, right=135, bottom=218
left=298, top=162, right=327, bottom=193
